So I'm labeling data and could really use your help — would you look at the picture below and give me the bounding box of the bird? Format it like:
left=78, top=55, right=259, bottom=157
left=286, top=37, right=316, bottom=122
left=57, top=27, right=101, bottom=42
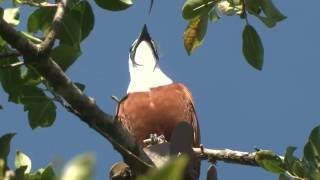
left=115, top=24, right=201, bottom=179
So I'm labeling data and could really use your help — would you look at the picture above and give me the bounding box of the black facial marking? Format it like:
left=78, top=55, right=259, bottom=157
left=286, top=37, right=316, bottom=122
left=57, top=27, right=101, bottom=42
left=129, top=25, right=159, bottom=67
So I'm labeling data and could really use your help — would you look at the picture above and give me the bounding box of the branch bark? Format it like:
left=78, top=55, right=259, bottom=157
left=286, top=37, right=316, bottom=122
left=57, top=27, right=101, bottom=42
left=194, top=147, right=259, bottom=166
left=0, top=0, right=153, bottom=176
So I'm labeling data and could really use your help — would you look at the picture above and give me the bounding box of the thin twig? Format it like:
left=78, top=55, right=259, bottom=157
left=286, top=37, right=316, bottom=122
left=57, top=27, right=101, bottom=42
left=0, top=61, right=24, bottom=68
left=19, top=1, right=58, bottom=8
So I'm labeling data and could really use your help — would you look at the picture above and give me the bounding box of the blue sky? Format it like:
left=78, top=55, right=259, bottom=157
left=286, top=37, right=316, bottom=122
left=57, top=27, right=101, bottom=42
left=1, top=0, right=320, bottom=179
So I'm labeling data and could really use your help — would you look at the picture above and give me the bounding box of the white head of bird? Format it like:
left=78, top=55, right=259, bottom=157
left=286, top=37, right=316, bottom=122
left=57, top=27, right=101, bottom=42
left=127, top=25, right=173, bottom=93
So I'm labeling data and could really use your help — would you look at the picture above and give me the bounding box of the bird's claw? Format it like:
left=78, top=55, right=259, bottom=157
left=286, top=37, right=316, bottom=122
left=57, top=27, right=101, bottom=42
left=143, top=133, right=167, bottom=146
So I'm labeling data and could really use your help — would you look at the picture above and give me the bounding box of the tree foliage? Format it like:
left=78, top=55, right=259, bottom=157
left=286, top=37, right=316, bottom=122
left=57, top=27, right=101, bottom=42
left=0, top=0, right=318, bottom=180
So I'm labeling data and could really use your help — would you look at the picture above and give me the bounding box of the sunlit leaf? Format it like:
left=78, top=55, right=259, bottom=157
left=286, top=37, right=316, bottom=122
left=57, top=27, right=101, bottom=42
left=217, top=0, right=242, bottom=16
left=137, top=156, right=188, bottom=180
left=61, top=153, right=95, bottom=180
left=255, top=150, right=285, bottom=173
left=182, top=0, right=215, bottom=20
left=27, top=8, right=55, bottom=33
left=0, top=159, right=4, bottom=177
left=3, top=7, right=20, bottom=26
left=184, top=14, right=208, bottom=55
left=15, top=150, right=32, bottom=174
left=94, top=0, right=133, bottom=11
left=51, top=44, right=81, bottom=71
left=242, top=24, right=264, bottom=70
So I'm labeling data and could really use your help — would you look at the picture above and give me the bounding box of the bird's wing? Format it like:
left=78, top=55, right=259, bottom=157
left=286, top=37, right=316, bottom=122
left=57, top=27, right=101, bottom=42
left=176, top=83, right=201, bottom=146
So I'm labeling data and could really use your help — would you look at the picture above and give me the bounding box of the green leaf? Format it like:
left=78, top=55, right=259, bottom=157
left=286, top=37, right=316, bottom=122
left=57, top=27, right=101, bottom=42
left=14, top=166, right=28, bottom=180
left=74, top=82, right=85, bottom=92
left=182, top=0, right=215, bottom=20
left=278, top=174, right=291, bottom=180
left=73, top=1, right=95, bottom=41
left=255, top=150, right=285, bottom=174
left=41, top=165, right=57, bottom=180
left=0, top=133, right=15, bottom=167
left=0, top=36, right=6, bottom=50
left=0, top=57, right=23, bottom=101
left=3, top=7, right=20, bottom=26
left=25, top=99, right=56, bottom=129
left=0, top=8, right=4, bottom=18
left=21, top=68, right=42, bottom=86
left=242, top=24, right=264, bottom=70
left=27, top=8, right=55, bottom=33
left=94, top=0, right=133, bottom=11
left=304, top=126, right=320, bottom=168
left=260, top=0, right=286, bottom=22
left=15, top=150, right=32, bottom=174
left=51, top=44, right=81, bottom=71
left=0, top=159, right=5, bottom=177
left=184, top=14, right=208, bottom=55
left=137, top=156, right=188, bottom=180
left=0, top=104, right=3, bottom=109
left=284, top=146, right=304, bottom=177
left=245, top=0, right=261, bottom=15
left=61, top=153, right=95, bottom=180
left=58, top=14, right=81, bottom=46
left=255, top=14, right=276, bottom=28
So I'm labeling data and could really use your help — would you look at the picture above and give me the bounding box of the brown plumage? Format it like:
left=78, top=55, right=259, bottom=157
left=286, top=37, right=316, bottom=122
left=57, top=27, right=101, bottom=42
left=116, top=83, right=200, bottom=147
left=116, top=83, right=201, bottom=179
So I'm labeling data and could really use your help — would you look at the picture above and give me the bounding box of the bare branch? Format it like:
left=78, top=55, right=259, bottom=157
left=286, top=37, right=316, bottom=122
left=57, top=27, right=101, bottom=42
left=194, top=146, right=284, bottom=166
left=37, top=0, right=66, bottom=55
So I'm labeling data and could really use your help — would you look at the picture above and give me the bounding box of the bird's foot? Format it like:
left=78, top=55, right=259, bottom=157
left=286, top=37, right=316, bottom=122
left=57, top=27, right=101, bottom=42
left=143, top=133, right=167, bottom=146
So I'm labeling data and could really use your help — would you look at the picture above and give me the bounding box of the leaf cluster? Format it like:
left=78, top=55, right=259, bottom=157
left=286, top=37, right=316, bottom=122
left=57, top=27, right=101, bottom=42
left=181, top=0, right=286, bottom=70
left=255, top=126, right=320, bottom=180
left=0, top=133, right=95, bottom=180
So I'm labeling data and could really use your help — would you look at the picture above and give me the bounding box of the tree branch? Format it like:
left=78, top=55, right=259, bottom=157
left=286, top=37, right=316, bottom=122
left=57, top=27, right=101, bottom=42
left=19, top=1, right=58, bottom=8
left=194, top=146, right=284, bottom=167
left=0, top=0, right=153, bottom=176
left=0, top=51, right=21, bottom=59
left=194, top=147, right=258, bottom=166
